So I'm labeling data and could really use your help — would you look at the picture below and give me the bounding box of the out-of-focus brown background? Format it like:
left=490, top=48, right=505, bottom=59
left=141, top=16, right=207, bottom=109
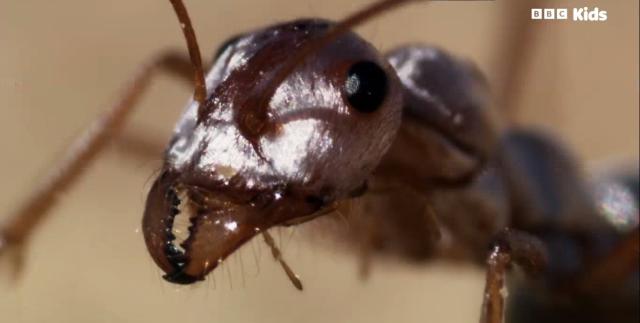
left=0, top=1, right=637, bottom=322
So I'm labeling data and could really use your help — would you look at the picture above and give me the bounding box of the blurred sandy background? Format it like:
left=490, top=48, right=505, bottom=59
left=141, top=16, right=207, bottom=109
left=0, top=1, right=637, bottom=322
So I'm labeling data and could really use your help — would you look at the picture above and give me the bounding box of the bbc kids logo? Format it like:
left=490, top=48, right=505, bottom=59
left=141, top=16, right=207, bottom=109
left=531, top=7, right=608, bottom=22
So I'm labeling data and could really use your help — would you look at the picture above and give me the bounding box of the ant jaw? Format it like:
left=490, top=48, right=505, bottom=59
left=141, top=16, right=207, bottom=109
left=163, top=270, right=201, bottom=285
left=142, top=169, right=322, bottom=285
left=142, top=170, right=251, bottom=283
left=142, top=170, right=182, bottom=276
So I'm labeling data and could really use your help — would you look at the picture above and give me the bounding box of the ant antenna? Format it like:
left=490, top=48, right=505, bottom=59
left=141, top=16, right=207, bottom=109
left=168, top=0, right=207, bottom=119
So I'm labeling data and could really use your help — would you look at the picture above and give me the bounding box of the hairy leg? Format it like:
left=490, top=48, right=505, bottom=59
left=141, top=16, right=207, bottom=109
left=262, top=230, right=303, bottom=290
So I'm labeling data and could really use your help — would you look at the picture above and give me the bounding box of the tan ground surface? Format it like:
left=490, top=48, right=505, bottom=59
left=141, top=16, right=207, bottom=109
left=0, top=1, right=637, bottom=322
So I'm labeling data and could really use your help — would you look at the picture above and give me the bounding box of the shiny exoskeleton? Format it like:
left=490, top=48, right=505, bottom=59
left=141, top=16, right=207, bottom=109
left=0, top=1, right=636, bottom=323
left=337, top=44, right=639, bottom=323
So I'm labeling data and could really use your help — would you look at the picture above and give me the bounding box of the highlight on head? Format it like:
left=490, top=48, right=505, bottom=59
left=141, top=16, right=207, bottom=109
left=167, top=0, right=424, bottom=130
left=251, top=0, right=425, bottom=137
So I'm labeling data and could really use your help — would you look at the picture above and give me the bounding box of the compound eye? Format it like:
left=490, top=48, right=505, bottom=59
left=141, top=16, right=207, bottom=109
left=344, top=61, right=388, bottom=113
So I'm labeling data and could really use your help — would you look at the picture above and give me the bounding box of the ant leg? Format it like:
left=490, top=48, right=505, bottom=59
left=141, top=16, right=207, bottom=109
left=479, top=228, right=548, bottom=323
left=0, top=52, right=196, bottom=277
left=261, top=231, right=303, bottom=291
left=494, top=0, right=548, bottom=123
left=571, top=227, right=639, bottom=292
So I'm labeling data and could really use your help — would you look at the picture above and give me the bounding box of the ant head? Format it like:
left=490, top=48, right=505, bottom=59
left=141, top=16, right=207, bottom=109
left=168, top=19, right=402, bottom=198
left=142, top=19, right=403, bottom=283
left=379, top=45, right=497, bottom=187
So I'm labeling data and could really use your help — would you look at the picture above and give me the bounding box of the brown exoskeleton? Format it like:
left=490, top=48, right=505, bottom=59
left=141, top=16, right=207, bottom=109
left=0, top=1, right=637, bottom=323
left=328, top=41, right=638, bottom=323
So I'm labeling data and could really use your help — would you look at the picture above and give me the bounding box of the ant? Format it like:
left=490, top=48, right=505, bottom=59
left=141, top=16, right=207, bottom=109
left=0, top=1, right=637, bottom=323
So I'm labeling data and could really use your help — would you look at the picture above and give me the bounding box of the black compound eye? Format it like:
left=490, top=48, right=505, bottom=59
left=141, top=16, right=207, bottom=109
left=344, top=61, right=388, bottom=113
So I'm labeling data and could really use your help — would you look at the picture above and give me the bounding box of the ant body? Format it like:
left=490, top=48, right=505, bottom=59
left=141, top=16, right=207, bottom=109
left=1, top=1, right=637, bottom=323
